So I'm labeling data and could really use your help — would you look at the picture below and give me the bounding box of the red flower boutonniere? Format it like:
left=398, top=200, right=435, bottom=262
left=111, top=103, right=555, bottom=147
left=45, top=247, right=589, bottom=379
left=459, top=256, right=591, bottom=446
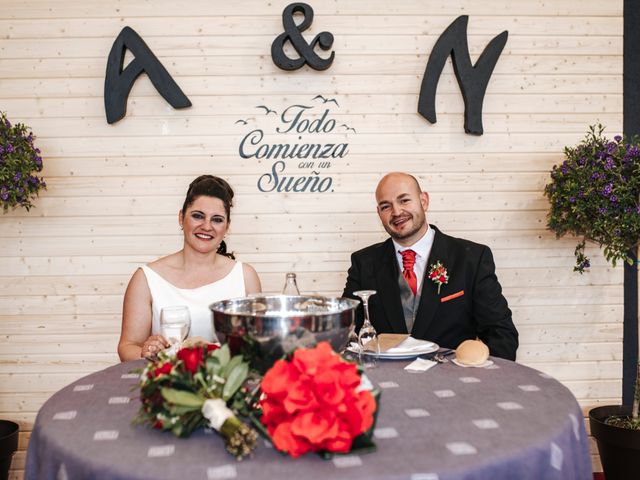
left=428, top=261, right=449, bottom=294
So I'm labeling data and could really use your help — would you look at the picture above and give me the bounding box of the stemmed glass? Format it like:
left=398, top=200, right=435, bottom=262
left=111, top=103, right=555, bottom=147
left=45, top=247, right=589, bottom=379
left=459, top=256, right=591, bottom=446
left=160, top=306, right=191, bottom=349
left=342, top=312, right=360, bottom=362
left=353, top=290, right=380, bottom=368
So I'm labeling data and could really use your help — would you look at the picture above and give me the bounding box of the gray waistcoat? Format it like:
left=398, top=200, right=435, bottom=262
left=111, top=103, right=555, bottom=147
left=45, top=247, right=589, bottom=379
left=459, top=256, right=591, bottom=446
left=398, top=270, right=423, bottom=333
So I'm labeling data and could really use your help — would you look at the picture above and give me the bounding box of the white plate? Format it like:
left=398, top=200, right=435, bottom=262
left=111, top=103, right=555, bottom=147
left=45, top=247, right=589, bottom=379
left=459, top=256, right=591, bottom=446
left=347, top=341, right=439, bottom=359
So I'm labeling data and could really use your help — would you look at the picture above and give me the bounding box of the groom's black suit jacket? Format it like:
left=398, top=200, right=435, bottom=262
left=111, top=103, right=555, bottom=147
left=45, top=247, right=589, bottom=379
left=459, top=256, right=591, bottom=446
left=342, top=225, right=518, bottom=360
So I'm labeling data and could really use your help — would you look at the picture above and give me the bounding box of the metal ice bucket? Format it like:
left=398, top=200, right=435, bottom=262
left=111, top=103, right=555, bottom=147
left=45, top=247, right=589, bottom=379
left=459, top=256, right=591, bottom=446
left=210, top=295, right=359, bottom=372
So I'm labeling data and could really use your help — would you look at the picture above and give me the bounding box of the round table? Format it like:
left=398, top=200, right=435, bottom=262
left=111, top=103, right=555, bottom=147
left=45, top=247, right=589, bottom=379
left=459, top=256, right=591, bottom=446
left=25, top=357, right=591, bottom=480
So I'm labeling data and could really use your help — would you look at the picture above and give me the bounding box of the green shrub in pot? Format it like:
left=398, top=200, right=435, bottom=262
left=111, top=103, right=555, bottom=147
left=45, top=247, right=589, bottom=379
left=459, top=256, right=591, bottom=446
left=544, top=124, right=640, bottom=273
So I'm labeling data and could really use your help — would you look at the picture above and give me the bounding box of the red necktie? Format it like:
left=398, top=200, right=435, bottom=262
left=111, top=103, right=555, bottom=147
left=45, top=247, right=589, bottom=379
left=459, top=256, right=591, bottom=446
left=400, top=249, right=418, bottom=295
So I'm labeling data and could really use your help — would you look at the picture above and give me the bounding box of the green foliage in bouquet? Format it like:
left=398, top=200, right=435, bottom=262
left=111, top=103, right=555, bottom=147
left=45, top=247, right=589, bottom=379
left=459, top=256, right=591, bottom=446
left=0, top=112, right=46, bottom=212
left=544, top=125, right=640, bottom=273
left=134, top=344, right=257, bottom=459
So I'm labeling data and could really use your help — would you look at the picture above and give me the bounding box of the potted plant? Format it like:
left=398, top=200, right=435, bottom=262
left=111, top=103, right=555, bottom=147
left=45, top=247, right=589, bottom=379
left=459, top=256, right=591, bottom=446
left=544, top=125, right=640, bottom=480
left=0, top=111, right=46, bottom=212
left=588, top=366, right=640, bottom=480
left=544, top=124, right=640, bottom=273
left=0, top=420, right=18, bottom=480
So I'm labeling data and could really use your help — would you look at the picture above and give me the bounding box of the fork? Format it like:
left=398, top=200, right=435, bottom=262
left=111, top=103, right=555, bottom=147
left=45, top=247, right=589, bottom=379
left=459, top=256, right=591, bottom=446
left=432, top=349, right=455, bottom=363
left=433, top=353, right=449, bottom=363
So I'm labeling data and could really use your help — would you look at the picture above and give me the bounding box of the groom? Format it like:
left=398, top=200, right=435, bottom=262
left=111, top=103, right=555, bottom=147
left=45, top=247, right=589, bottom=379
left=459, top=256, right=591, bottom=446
left=342, top=172, right=518, bottom=360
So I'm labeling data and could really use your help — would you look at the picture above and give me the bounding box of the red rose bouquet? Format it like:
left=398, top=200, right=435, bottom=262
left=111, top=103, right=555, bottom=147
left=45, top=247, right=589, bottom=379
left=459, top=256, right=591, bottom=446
left=257, top=341, right=379, bottom=458
left=134, top=344, right=258, bottom=459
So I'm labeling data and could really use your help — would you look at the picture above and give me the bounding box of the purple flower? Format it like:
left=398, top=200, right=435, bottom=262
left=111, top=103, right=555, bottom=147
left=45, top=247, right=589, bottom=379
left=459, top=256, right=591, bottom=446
left=598, top=207, right=608, bottom=214
left=4, top=118, right=11, bottom=128
left=577, top=156, right=586, bottom=166
left=606, top=142, right=617, bottom=154
left=604, top=157, right=615, bottom=170
left=610, top=195, right=618, bottom=203
left=17, top=187, right=24, bottom=194
left=6, top=144, right=14, bottom=153
left=602, top=183, right=613, bottom=196
left=13, top=172, right=21, bottom=182
left=629, top=146, right=640, bottom=157
left=0, top=187, right=7, bottom=201
left=591, top=172, right=600, bottom=181
left=614, top=135, right=622, bottom=142
left=561, top=163, right=569, bottom=174
left=569, top=196, right=576, bottom=203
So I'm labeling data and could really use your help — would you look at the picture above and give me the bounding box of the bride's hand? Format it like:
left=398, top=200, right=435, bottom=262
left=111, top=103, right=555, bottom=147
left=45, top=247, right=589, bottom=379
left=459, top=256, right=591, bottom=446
left=141, top=335, right=170, bottom=358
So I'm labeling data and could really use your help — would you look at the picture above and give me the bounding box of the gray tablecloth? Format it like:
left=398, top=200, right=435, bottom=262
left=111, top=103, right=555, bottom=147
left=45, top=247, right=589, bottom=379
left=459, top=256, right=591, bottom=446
left=25, top=357, right=591, bottom=480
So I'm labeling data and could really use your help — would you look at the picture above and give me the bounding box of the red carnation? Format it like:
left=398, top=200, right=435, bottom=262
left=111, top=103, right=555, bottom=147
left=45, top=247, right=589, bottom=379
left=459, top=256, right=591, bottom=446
left=259, top=341, right=376, bottom=457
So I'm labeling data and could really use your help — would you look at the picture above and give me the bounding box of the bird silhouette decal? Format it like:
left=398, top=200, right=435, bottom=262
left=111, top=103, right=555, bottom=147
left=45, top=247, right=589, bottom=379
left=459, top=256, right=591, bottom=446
left=312, top=95, right=339, bottom=106
left=340, top=123, right=357, bottom=133
left=234, top=119, right=248, bottom=125
left=255, top=105, right=277, bottom=115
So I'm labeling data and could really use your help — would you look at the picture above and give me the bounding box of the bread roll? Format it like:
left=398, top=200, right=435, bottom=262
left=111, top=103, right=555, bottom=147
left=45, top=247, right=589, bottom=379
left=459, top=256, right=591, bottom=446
left=455, top=339, right=490, bottom=366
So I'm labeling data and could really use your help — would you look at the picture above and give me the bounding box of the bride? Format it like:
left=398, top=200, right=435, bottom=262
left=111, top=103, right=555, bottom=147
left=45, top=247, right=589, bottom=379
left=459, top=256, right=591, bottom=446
left=117, top=175, right=261, bottom=361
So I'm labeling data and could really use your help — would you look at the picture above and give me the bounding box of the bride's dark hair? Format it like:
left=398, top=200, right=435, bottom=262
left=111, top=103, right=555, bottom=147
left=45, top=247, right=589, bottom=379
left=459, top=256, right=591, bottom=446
left=181, top=175, right=235, bottom=259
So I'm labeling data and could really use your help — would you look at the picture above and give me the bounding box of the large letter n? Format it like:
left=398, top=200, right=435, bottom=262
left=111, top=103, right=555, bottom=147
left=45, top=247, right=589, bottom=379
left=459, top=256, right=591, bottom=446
left=104, top=27, right=191, bottom=124
left=418, top=16, right=507, bottom=135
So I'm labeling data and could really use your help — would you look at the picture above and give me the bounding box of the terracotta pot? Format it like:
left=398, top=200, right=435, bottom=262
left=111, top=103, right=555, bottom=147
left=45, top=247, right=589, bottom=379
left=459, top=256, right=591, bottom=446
left=589, top=405, right=640, bottom=480
left=0, top=421, right=18, bottom=480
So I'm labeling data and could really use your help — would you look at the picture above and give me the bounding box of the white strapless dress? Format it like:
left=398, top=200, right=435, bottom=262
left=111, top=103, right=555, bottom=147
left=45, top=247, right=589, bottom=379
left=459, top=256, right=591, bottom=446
left=141, top=262, right=246, bottom=342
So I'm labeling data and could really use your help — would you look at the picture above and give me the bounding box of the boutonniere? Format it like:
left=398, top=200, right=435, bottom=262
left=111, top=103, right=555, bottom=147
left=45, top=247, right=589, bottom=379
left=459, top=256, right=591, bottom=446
left=428, top=261, right=449, bottom=294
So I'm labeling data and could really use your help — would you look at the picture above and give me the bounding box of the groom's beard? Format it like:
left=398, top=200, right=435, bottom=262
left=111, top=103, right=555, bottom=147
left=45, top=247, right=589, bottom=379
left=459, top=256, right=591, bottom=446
left=383, top=211, right=426, bottom=242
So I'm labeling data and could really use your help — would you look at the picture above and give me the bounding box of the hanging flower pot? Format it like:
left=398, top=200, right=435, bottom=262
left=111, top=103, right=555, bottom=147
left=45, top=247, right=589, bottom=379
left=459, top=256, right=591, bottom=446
left=0, top=112, right=46, bottom=212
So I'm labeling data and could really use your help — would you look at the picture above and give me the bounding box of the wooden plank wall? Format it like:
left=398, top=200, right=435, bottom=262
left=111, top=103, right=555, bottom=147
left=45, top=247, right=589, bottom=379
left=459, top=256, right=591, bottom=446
left=0, top=0, right=622, bottom=476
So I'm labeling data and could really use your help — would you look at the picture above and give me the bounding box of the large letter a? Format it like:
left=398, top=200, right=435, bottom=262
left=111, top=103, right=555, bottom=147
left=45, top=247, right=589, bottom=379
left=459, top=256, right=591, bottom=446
left=418, top=16, right=507, bottom=135
left=104, top=27, right=191, bottom=124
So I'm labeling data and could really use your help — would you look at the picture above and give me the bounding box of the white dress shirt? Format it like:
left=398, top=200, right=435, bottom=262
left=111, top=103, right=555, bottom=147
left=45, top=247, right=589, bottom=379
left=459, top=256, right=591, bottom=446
left=392, top=226, right=435, bottom=290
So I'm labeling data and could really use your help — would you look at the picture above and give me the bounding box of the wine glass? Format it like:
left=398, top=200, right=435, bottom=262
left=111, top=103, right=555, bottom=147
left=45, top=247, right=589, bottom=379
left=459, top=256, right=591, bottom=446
left=341, top=312, right=360, bottom=362
left=160, top=306, right=191, bottom=349
left=353, top=290, right=380, bottom=368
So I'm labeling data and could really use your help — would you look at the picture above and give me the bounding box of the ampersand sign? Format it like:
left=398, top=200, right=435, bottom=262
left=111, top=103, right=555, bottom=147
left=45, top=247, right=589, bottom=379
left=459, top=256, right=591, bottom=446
left=271, top=3, right=335, bottom=71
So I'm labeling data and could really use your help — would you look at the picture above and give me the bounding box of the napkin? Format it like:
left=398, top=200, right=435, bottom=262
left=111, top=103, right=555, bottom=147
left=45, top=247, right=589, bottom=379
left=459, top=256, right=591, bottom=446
left=377, top=333, right=410, bottom=352
left=386, top=336, right=435, bottom=353
left=404, top=358, right=438, bottom=372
